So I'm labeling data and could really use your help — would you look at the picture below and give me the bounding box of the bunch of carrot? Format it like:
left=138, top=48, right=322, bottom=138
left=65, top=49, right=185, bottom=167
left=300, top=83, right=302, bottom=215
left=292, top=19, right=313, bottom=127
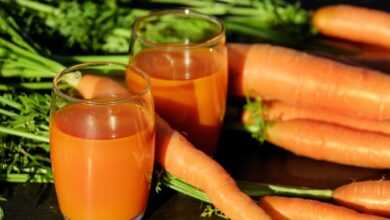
left=163, top=169, right=390, bottom=219
left=227, top=4, right=390, bottom=170
left=260, top=179, right=390, bottom=219
left=229, top=41, right=390, bottom=169
left=217, top=5, right=390, bottom=218
left=259, top=179, right=390, bottom=219
left=172, top=110, right=390, bottom=217
left=312, top=5, right=390, bottom=50
left=147, top=107, right=390, bottom=219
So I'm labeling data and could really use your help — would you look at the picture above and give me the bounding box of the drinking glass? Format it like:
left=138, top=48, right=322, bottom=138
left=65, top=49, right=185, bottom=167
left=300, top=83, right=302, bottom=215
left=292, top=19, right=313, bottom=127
left=128, top=9, right=227, bottom=155
left=50, top=62, right=155, bottom=220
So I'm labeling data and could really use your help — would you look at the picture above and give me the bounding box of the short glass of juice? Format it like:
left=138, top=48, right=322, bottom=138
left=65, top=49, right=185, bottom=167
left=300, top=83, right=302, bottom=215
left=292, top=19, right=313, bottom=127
left=49, top=62, right=155, bottom=220
left=128, top=9, right=227, bottom=155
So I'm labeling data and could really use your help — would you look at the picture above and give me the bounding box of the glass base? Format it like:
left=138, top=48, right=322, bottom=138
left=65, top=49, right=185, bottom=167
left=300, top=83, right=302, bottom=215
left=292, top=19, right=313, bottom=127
left=63, top=213, right=144, bottom=220
left=134, top=214, right=144, bottom=220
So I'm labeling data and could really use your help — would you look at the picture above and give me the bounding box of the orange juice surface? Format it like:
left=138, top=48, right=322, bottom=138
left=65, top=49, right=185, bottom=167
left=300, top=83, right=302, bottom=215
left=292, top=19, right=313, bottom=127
left=128, top=47, right=227, bottom=154
left=50, top=102, right=154, bottom=220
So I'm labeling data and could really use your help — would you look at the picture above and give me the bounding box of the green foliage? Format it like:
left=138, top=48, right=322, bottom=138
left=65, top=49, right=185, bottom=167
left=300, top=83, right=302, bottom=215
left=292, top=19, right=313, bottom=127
left=0, top=93, right=51, bottom=182
left=0, top=93, right=50, bottom=134
left=155, top=181, right=163, bottom=193
left=243, top=96, right=267, bottom=143
left=201, top=205, right=227, bottom=219
left=4, top=0, right=148, bottom=53
left=151, top=0, right=313, bottom=45
left=139, top=15, right=219, bottom=44
left=3, top=0, right=312, bottom=54
left=0, top=9, right=37, bottom=53
left=0, top=8, right=63, bottom=89
left=44, top=1, right=142, bottom=52
left=0, top=42, right=58, bottom=79
left=0, top=196, right=4, bottom=220
left=0, top=205, right=3, bottom=220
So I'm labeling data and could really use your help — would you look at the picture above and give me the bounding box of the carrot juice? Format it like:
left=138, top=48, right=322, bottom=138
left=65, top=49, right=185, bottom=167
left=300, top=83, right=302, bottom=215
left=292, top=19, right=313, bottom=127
left=128, top=47, right=227, bottom=154
left=50, top=102, right=155, bottom=220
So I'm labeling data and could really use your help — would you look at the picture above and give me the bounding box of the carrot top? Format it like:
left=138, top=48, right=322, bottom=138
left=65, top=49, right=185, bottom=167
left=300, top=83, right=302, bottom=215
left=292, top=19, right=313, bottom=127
left=242, top=97, right=268, bottom=143
left=161, top=172, right=333, bottom=203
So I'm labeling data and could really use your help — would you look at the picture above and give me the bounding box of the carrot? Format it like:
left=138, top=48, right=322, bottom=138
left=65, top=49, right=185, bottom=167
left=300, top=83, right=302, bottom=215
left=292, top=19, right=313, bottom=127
left=76, top=74, right=129, bottom=99
left=333, top=180, right=390, bottom=217
left=312, top=5, right=390, bottom=49
left=228, top=43, right=390, bottom=120
left=164, top=166, right=390, bottom=219
left=72, top=74, right=272, bottom=220
left=162, top=158, right=390, bottom=219
left=259, top=196, right=387, bottom=220
left=155, top=116, right=272, bottom=220
left=256, top=101, right=390, bottom=135
left=263, top=119, right=390, bottom=169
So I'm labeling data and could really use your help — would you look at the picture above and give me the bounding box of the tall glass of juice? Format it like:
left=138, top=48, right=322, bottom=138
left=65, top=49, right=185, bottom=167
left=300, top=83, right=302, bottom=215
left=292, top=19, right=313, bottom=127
left=50, top=62, right=155, bottom=220
left=128, top=9, right=227, bottom=155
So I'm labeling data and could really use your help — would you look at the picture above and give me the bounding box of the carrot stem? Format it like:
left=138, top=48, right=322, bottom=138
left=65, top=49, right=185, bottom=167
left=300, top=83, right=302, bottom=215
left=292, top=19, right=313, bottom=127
left=14, top=0, right=57, bottom=14
left=0, top=108, right=17, bottom=117
left=239, top=181, right=333, bottom=200
left=162, top=172, right=333, bottom=202
left=161, top=172, right=210, bottom=203
left=0, top=173, right=53, bottom=183
left=0, top=82, right=53, bottom=91
left=0, top=96, right=22, bottom=110
left=243, top=97, right=267, bottom=143
left=0, top=38, right=63, bottom=72
left=53, top=54, right=129, bottom=64
left=0, top=126, right=50, bottom=146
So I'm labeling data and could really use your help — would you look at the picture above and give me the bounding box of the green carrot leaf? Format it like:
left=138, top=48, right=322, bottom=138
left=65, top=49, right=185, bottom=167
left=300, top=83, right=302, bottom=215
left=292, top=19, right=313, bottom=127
left=201, top=204, right=227, bottom=219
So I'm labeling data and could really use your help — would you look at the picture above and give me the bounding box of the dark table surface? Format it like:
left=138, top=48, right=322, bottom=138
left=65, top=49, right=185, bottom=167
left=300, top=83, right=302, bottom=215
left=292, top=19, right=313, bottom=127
left=144, top=137, right=390, bottom=220
left=1, top=127, right=390, bottom=220
left=2, top=1, right=390, bottom=220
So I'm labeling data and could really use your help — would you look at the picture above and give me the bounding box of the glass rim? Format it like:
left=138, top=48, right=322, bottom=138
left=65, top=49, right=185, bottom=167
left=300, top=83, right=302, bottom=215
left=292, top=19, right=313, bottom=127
left=53, top=62, right=151, bottom=105
left=132, top=8, right=225, bottom=49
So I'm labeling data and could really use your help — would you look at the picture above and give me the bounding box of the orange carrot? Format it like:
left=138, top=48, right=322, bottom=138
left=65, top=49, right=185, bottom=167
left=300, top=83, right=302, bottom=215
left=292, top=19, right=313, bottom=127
left=155, top=116, right=271, bottom=220
left=77, top=74, right=129, bottom=99
left=333, top=180, right=390, bottom=217
left=263, top=119, right=390, bottom=169
left=259, top=196, right=387, bottom=220
left=73, top=74, right=272, bottom=220
left=255, top=101, right=390, bottom=135
left=228, top=43, right=390, bottom=120
left=313, top=5, right=390, bottom=49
